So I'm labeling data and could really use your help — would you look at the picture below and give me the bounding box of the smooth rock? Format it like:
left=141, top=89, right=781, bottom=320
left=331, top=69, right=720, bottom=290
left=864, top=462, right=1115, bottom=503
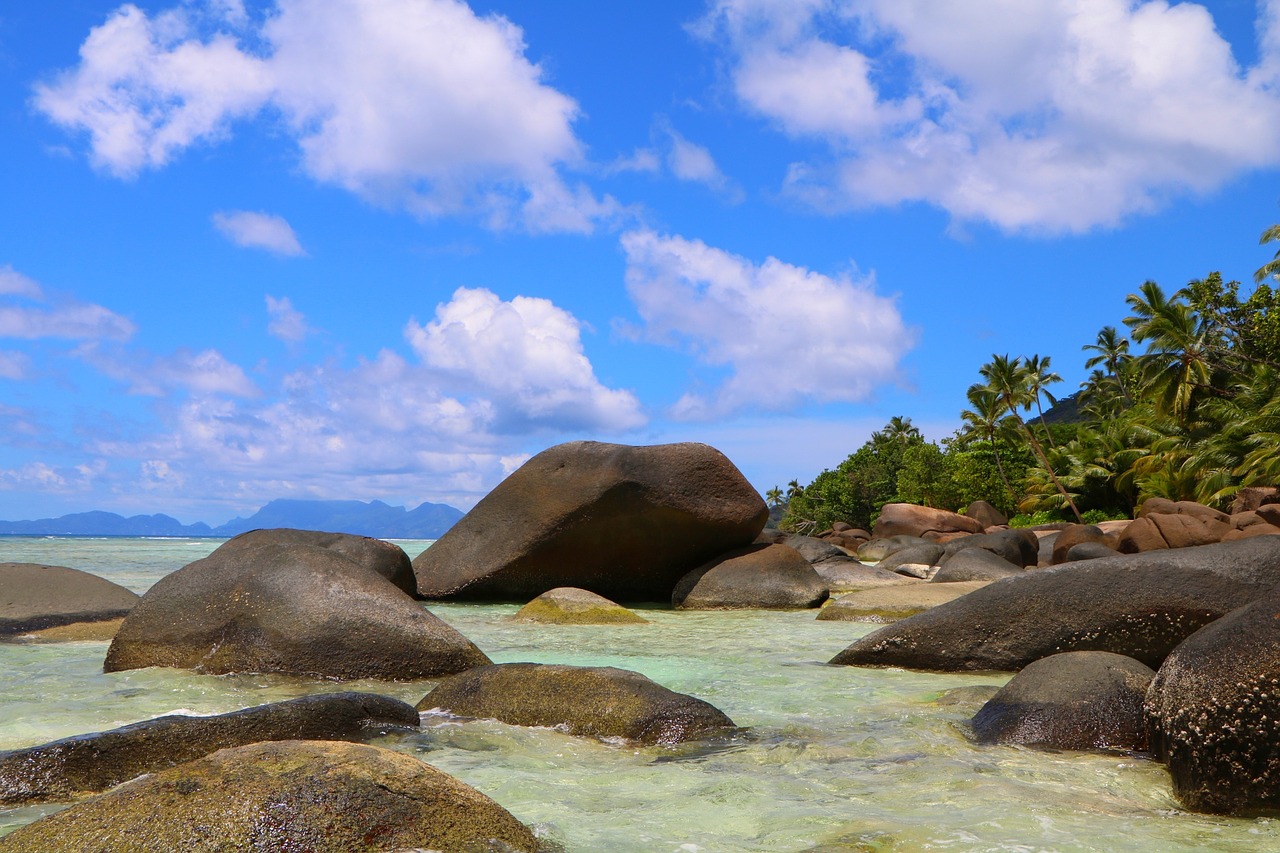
left=0, top=740, right=537, bottom=853
left=0, top=692, right=419, bottom=806
left=872, top=504, right=985, bottom=539
left=931, top=548, right=1026, bottom=583
left=413, top=441, right=767, bottom=602
left=1051, top=525, right=1111, bottom=565
left=971, top=652, right=1154, bottom=750
left=811, top=558, right=917, bottom=594
left=417, top=662, right=736, bottom=745
left=942, top=529, right=1039, bottom=568
left=105, top=542, right=490, bottom=679
left=0, top=564, right=139, bottom=637
left=212, top=528, right=417, bottom=596
left=965, top=500, right=1008, bottom=528
left=876, top=543, right=944, bottom=576
left=1066, top=542, right=1123, bottom=561
left=512, top=587, right=648, bottom=624
left=672, top=544, right=829, bottom=610
left=829, top=537, right=1280, bottom=672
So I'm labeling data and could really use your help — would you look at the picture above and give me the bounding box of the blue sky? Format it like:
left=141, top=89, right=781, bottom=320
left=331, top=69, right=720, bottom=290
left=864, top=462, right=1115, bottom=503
left=2, top=0, right=1280, bottom=524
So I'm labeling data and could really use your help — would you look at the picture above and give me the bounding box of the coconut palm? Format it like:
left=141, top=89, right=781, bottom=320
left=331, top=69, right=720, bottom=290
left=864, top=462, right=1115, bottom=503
left=959, top=383, right=1017, bottom=502
left=1023, top=354, right=1062, bottom=448
left=1082, top=325, right=1132, bottom=403
left=979, top=354, right=1083, bottom=522
left=766, top=486, right=784, bottom=508
left=1124, top=281, right=1214, bottom=422
left=1255, top=223, right=1280, bottom=284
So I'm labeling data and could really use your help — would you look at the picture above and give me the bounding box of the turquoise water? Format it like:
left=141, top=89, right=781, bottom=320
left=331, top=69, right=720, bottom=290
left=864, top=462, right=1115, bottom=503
left=1, top=536, right=1277, bottom=851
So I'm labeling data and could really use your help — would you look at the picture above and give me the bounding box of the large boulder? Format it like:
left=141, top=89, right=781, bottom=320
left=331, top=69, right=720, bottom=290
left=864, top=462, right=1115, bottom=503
left=512, top=587, right=648, bottom=624
left=0, top=740, right=537, bottom=853
left=931, top=548, right=1026, bottom=583
left=811, top=557, right=914, bottom=594
left=1119, top=501, right=1233, bottom=553
left=872, top=504, right=985, bottom=539
left=0, top=564, right=139, bottom=637
left=212, top=528, right=417, bottom=596
left=829, top=537, right=1280, bottom=672
left=856, top=535, right=933, bottom=563
left=756, top=531, right=849, bottom=562
left=1051, top=525, right=1111, bottom=564
left=413, top=441, right=767, bottom=602
left=941, top=529, right=1039, bottom=568
left=964, top=500, right=1008, bottom=528
left=1146, top=588, right=1280, bottom=814
left=971, top=652, right=1154, bottom=750
left=417, top=663, right=736, bottom=745
left=672, top=544, right=828, bottom=610
left=876, top=543, right=945, bottom=576
left=0, top=692, right=419, bottom=806
left=105, top=542, right=490, bottom=679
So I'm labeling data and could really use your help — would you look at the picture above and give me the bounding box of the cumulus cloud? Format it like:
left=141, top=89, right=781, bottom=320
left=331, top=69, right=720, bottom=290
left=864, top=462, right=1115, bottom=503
left=265, top=295, right=311, bottom=343
left=621, top=229, right=913, bottom=419
left=697, top=0, right=1280, bottom=232
left=35, top=0, right=608, bottom=232
left=405, top=287, right=645, bottom=433
left=213, top=211, right=306, bottom=256
left=0, top=266, right=43, bottom=299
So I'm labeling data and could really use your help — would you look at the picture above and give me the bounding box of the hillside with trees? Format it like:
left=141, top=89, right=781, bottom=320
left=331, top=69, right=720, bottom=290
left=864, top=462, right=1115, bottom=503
left=776, top=225, right=1280, bottom=532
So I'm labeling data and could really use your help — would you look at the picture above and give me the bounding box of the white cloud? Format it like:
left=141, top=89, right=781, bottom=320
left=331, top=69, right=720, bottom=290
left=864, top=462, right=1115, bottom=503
left=265, top=295, right=311, bottom=343
left=213, top=210, right=306, bottom=256
left=0, top=271, right=135, bottom=341
left=664, top=127, right=739, bottom=200
left=698, top=0, right=1280, bottom=232
left=621, top=229, right=913, bottom=419
left=0, top=352, right=30, bottom=380
left=0, top=266, right=43, bottom=299
left=85, top=346, right=260, bottom=398
left=405, top=287, right=645, bottom=432
left=36, top=0, right=608, bottom=232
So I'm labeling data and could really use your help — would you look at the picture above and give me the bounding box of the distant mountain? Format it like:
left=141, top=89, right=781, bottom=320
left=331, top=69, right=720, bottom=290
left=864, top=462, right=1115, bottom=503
left=212, top=499, right=463, bottom=539
left=0, top=499, right=463, bottom=539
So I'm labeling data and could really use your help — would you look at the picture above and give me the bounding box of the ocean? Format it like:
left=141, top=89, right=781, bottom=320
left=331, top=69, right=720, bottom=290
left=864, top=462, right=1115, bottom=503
left=0, top=536, right=1274, bottom=851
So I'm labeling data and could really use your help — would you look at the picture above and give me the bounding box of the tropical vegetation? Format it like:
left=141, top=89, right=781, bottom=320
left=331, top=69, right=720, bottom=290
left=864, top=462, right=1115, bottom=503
left=774, top=225, right=1280, bottom=533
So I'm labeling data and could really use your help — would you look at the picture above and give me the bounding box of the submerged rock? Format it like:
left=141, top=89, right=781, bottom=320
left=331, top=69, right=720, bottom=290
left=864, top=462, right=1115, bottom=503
left=0, top=563, right=139, bottom=637
left=0, top=692, right=419, bottom=806
left=417, top=662, right=736, bottom=745
left=971, top=652, right=1153, bottom=750
left=817, top=582, right=987, bottom=623
left=0, top=740, right=537, bottom=853
left=672, top=543, right=828, bottom=610
left=105, top=542, right=490, bottom=679
left=413, top=441, right=768, bottom=602
left=830, top=537, right=1280, bottom=672
left=512, top=587, right=648, bottom=624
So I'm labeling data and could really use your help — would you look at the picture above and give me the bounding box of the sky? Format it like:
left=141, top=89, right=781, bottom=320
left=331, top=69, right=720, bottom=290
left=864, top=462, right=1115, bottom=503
left=2, top=0, right=1280, bottom=525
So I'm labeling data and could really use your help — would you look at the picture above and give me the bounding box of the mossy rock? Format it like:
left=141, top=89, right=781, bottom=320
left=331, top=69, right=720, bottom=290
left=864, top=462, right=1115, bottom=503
left=512, top=587, right=648, bottom=624
left=0, top=740, right=537, bottom=853
left=418, top=662, right=735, bottom=745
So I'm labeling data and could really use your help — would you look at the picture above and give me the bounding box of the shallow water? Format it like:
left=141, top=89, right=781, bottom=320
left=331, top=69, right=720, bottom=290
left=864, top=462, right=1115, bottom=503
left=0, top=536, right=1276, bottom=851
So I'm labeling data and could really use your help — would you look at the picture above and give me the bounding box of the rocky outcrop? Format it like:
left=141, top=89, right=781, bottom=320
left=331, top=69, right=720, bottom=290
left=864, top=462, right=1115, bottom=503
left=872, top=504, right=985, bottom=540
left=0, top=564, right=139, bottom=637
left=413, top=441, right=768, bottom=602
left=512, top=587, right=648, bottom=624
left=672, top=544, right=828, bottom=609
left=0, top=692, right=419, bottom=806
left=971, top=652, right=1154, bottom=750
left=0, top=740, right=537, bottom=853
left=829, top=537, right=1280, bottom=672
left=417, top=663, right=736, bottom=745
left=105, top=542, right=490, bottom=679
left=1146, top=588, right=1280, bottom=814
left=816, top=581, right=985, bottom=623
left=212, top=528, right=418, bottom=596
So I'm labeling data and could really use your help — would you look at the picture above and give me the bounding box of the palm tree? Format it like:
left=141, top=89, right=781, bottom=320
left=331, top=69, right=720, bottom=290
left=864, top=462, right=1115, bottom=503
left=765, top=486, right=784, bottom=508
left=1124, top=280, right=1214, bottom=422
left=1082, top=325, right=1132, bottom=403
left=959, top=383, right=1016, bottom=502
left=1255, top=223, right=1280, bottom=284
left=979, top=354, right=1083, bottom=522
left=786, top=479, right=803, bottom=500
left=1023, top=354, right=1062, bottom=448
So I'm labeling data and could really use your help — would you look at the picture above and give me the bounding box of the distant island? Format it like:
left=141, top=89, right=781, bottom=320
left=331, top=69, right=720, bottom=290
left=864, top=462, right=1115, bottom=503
left=0, top=498, right=464, bottom=539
